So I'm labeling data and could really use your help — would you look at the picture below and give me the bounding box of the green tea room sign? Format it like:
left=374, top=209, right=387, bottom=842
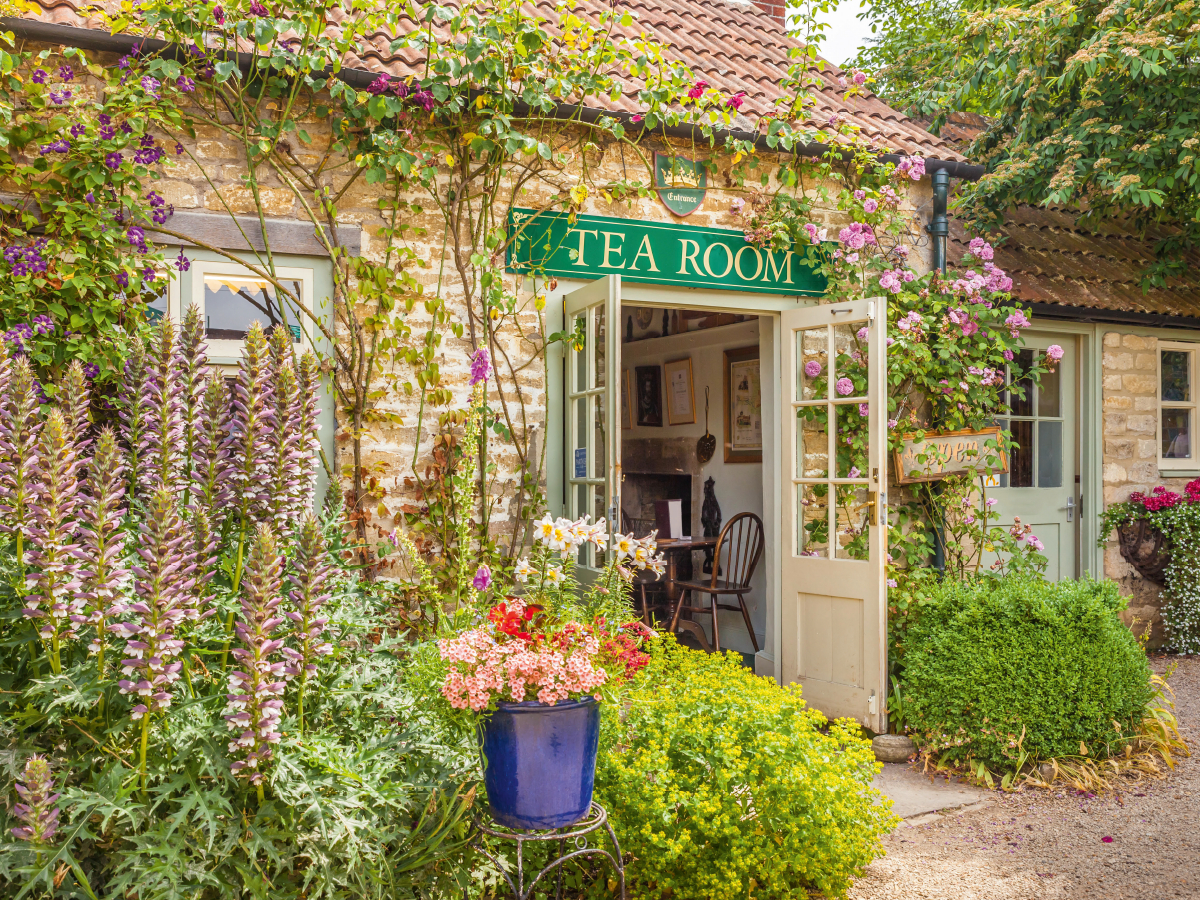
left=506, top=209, right=827, bottom=298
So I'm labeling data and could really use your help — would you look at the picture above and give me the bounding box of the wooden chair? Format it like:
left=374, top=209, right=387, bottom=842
left=668, top=512, right=763, bottom=653
left=622, top=510, right=665, bottom=626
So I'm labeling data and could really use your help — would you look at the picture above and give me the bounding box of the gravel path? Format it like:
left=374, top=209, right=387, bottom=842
left=849, top=656, right=1200, bottom=900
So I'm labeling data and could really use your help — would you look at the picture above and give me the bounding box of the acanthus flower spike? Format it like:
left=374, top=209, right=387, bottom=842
left=0, top=355, right=41, bottom=561
left=176, top=304, right=210, bottom=507
left=193, top=372, right=232, bottom=519
left=112, top=487, right=197, bottom=722
left=24, top=410, right=84, bottom=673
left=265, top=326, right=301, bottom=536
left=222, top=322, right=275, bottom=530
left=117, top=337, right=148, bottom=498
left=294, top=351, right=322, bottom=512
left=140, top=317, right=183, bottom=498
left=281, top=513, right=333, bottom=733
left=226, top=524, right=288, bottom=789
left=78, top=428, right=127, bottom=672
left=10, top=755, right=60, bottom=845
left=58, top=359, right=91, bottom=454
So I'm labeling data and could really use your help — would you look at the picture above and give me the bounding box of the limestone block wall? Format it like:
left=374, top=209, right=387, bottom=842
left=1100, top=330, right=1190, bottom=646
left=18, top=42, right=937, bottom=550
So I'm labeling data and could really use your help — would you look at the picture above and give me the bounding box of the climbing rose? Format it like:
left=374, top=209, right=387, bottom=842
left=1046, top=344, right=1064, bottom=362
left=835, top=377, right=854, bottom=396
left=725, top=91, right=746, bottom=111
left=804, top=361, right=821, bottom=378
left=687, top=80, right=708, bottom=100
left=863, top=199, right=878, bottom=214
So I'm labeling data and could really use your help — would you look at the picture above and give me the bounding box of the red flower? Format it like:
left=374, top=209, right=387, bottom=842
left=488, top=603, right=532, bottom=640
left=725, top=91, right=746, bottom=111
left=687, top=80, right=708, bottom=100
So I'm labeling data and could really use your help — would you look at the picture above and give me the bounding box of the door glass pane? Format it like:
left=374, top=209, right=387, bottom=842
left=1008, top=419, right=1033, bottom=487
left=593, top=305, right=606, bottom=388
left=1038, top=354, right=1061, bottom=418
left=797, top=326, right=828, bottom=401
left=574, top=316, right=586, bottom=392
left=797, top=483, right=828, bottom=558
left=1162, top=350, right=1191, bottom=402
left=835, top=403, right=869, bottom=478
left=592, top=395, right=606, bottom=478
left=203, top=274, right=301, bottom=342
left=1008, top=348, right=1035, bottom=416
left=1037, top=421, right=1063, bottom=488
left=797, top=408, right=828, bottom=479
left=835, top=485, right=870, bottom=561
left=575, top=397, right=587, bottom=455
left=994, top=419, right=1008, bottom=488
left=832, top=322, right=866, bottom=398
left=1163, top=408, right=1191, bottom=459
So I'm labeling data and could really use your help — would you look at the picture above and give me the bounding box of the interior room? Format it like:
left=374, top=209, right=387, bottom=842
left=619, top=304, right=769, bottom=659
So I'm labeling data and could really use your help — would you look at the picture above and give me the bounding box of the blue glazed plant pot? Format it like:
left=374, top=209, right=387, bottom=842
left=479, top=697, right=600, bottom=829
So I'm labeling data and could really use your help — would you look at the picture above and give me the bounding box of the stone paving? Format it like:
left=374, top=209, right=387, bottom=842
left=852, top=656, right=1200, bottom=900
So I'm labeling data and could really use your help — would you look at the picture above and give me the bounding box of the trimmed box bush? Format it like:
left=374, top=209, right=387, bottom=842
left=902, top=577, right=1153, bottom=770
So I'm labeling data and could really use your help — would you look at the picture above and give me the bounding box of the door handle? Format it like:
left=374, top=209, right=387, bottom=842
left=1064, top=496, right=1075, bottom=522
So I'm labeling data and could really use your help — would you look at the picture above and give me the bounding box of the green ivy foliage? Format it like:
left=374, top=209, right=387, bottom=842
left=901, top=576, right=1153, bottom=771
left=594, top=638, right=897, bottom=900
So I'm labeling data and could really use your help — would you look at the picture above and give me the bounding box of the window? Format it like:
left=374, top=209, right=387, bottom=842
left=996, top=348, right=1063, bottom=488
left=1159, top=341, right=1197, bottom=469
left=153, top=259, right=314, bottom=361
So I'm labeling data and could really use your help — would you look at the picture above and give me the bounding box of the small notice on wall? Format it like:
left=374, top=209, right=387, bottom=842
left=893, top=427, right=1008, bottom=484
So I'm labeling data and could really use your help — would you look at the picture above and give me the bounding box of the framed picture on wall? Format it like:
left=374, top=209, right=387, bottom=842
left=665, top=357, right=696, bottom=425
left=724, top=346, right=762, bottom=463
left=622, top=368, right=633, bottom=429
left=635, top=365, right=663, bottom=427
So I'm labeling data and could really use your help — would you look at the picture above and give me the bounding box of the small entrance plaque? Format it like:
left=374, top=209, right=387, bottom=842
left=893, top=426, right=1008, bottom=484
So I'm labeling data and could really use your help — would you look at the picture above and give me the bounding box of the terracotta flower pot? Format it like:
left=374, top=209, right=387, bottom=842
left=1116, top=520, right=1171, bottom=584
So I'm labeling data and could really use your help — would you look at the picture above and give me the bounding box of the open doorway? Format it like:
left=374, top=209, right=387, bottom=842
left=618, top=304, right=770, bottom=660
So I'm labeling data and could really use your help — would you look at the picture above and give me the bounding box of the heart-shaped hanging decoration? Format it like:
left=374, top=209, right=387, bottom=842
left=697, top=386, right=716, bottom=464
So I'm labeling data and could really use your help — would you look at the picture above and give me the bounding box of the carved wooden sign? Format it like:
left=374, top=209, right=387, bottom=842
left=893, top=426, right=1009, bottom=484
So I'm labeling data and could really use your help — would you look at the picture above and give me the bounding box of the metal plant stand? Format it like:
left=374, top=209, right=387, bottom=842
left=471, top=802, right=625, bottom=900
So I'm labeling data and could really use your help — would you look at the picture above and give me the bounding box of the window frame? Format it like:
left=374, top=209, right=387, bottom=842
left=176, top=259, right=316, bottom=363
left=1158, top=340, right=1198, bottom=471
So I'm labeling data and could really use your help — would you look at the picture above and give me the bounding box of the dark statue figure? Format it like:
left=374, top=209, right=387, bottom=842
left=662, top=308, right=669, bottom=338
left=625, top=314, right=633, bottom=343
left=701, top=476, right=721, bottom=574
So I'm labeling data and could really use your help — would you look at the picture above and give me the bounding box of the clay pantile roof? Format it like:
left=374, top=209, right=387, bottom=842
left=950, top=206, right=1200, bottom=319
left=911, top=111, right=992, bottom=150
left=12, top=0, right=966, bottom=162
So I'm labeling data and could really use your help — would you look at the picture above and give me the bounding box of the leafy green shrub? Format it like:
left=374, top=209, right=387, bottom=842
left=902, top=577, right=1153, bottom=771
left=594, top=638, right=897, bottom=900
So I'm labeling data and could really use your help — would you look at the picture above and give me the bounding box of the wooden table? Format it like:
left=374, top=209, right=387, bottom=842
left=655, top=536, right=718, bottom=651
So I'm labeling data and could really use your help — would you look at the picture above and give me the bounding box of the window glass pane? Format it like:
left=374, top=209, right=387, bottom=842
left=835, top=485, right=870, bottom=561
left=1163, top=408, right=1191, bottom=459
left=145, top=281, right=169, bottom=322
left=1008, top=348, right=1035, bottom=417
left=832, top=322, right=866, bottom=398
left=1037, top=421, right=1063, bottom=488
left=574, top=397, right=587, bottom=469
left=995, top=418, right=1008, bottom=488
left=797, top=325, right=827, bottom=402
left=203, top=275, right=301, bottom=342
left=797, top=407, right=828, bottom=480
left=1008, top=419, right=1033, bottom=487
left=574, top=316, right=586, bottom=393
left=835, top=403, right=869, bottom=478
left=1038, top=353, right=1061, bottom=418
left=1162, top=350, right=1191, bottom=402
left=592, top=395, right=606, bottom=479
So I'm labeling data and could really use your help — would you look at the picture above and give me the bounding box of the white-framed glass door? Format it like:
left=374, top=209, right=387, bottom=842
left=563, top=276, right=621, bottom=577
left=780, top=298, right=888, bottom=732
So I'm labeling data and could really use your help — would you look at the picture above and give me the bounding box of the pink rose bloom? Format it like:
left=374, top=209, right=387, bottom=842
left=853, top=189, right=865, bottom=201
left=863, top=199, right=878, bottom=214
left=853, top=70, right=867, bottom=86
left=804, top=360, right=822, bottom=377
left=1003, top=349, right=1014, bottom=361
left=835, top=377, right=854, bottom=396
left=1046, top=344, right=1064, bottom=361
left=857, top=326, right=868, bottom=341
left=858, top=402, right=869, bottom=417
left=688, top=80, right=708, bottom=100
left=887, top=418, right=897, bottom=429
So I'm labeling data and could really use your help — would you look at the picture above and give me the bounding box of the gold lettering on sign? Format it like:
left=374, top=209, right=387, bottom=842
left=678, top=239, right=704, bottom=276
left=763, top=249, right=794, bottom=284
left=601, top=231, right=626, bottom=269
left=572, top=229, right=598, bottom=267
left=703, top=242, right=734, bottom=279
left=892, top=427, right=1008, bottom=484
left=735, top=245, right=763, bottom=281
left=629, top=234, right=660, bottom=272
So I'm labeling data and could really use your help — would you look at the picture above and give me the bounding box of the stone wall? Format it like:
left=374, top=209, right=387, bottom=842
left=19, top=43, right=937, bottom=549
left=1101, top=330, right=1189, bottom=646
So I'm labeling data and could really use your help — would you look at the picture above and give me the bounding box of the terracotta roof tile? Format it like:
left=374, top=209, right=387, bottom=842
left=951, top=205, right=1200, bottom=319
left=14, top=0, right=966, bottom=162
